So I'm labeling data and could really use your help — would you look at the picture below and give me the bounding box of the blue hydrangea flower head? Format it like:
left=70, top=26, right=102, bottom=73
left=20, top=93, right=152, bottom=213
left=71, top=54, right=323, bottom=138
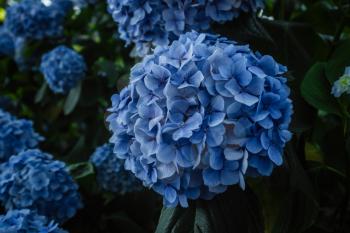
left=107, top=0, right=265, bottom=56
left=0, top=149, right=83, bottom=223
left=331, top=66, right=350, bottom=97
left=0, top=27, right=15, bottom=57
left=0, top=110, right=44, bottom=163
left=40, top=45, right=87, bottom=94
left=0, top=209, right=68, bottom=233
left=107, top=31, right=293, bottom=207
left=4, top=0, right=68, bottom=40
left=90, top=143, right=143, bottom=194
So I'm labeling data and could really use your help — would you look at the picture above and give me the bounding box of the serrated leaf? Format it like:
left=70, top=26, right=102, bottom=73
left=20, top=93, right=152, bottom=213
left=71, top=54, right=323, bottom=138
left=64, top=82, right=82, bottom=115
left=68, top=162, right=94, bottom=180
left=326, top=39, right=350, bottom=83
left=35, top=82, right=47, bottom=103
left=301, top=63, right=342, bottom=115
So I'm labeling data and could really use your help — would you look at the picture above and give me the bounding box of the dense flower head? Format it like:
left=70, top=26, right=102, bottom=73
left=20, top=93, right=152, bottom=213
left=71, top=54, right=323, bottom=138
left=0, top=149, right=83, bottom=223
left=0, top=110, right=44, bottom=163
left=40, top=45, right=87, bottom=94
left=0, top=209, right=67, bottom=233
left=331, top=66, right=350, bottom=97
left=107, top=0, right=265, bottom=56
left=4, top=0, right=68, bottom=40
left=107, top=31, right=293, bottom=207
left=0, top=27, right=15, bottom=57
left=90, top=143, right=143, bottom=194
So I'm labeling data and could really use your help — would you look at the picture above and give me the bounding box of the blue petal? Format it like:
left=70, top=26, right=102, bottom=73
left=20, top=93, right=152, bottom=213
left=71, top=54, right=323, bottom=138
left=164, top=186, right=177, bottom=203
left=224, top=147, right=244, bottom=160
left=268, top=145, right=283, bottom=165
left=220, top=170, right=239, bottom=185
left=246, top=138, right=263, bottom=154
left=235, top=92, right=259, bottom=106
left=203, top=168, right=221, bottom=187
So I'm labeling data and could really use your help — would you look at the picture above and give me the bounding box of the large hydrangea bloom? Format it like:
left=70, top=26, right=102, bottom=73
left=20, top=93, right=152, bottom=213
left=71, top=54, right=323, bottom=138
left=40, top=45, right=87, bottom=94
left=107, top=32, right=293, bottom=207
left=0, top=27, right=15, bottom=57
left=90, top=143, right=143, bottom=194
left=0, top=209, right=67, bottom=233
left=4, top=0, right=68, bottom=40
left=0, top=110, right=44, bottom=163
left=0, top=149, right=83, bottom=223
left=107, top=0, right=264, bottom=56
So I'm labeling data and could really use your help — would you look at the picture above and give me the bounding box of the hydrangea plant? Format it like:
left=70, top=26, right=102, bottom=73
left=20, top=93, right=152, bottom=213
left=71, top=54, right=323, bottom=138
left=0, top=209, right=68, bottom=233
left=107, top=31, right=293, bottom=207
left=90, top=143, right=143, bottom=194
left=40, top=45, right=87, bottom=94
left=0, top=149, right=83, bottom=223
left=0, top=110, right=44, bottom=163
left=107, top=0, right=264, bottom=56
left=331, top=66, right=350, bottom=97
left=4, top=0, right=68, bottom=40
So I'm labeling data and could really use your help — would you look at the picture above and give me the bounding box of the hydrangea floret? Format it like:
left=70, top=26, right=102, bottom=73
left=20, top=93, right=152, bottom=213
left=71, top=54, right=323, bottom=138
left=331, top=66, right=350, bottom=97
left=0, top=149, right=83, bottom=223
left=4, top=0, right=68, bottom=40
left=0, top=209, right=67, bottom=233
left=0, top=27, right=15, bottom=57
left=107, top=0, right=265, bottom=56
left=107, top=31, right=293, bottom=207
left=90, top=143, right=143, bottom=194
left=0, top=110, right=44, bottom=163
left=40, top=45, right=87, bottom=94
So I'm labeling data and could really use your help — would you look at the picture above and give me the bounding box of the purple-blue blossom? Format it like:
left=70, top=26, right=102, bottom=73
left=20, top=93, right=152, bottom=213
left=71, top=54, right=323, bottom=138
left=107, top=32, right=292, bottom=207
left=0, top=110, right=44, bottom=163
left=107, top=0, right=265, bottom=56
left=0, top=149, right=83, bottom=223
left=40, top=46, right=87, bottom=94
left=4, top=0, right=68, bottom=40
left=0, top=209, right=67, bottom=233
left=90, top=143, right=143, bottom=194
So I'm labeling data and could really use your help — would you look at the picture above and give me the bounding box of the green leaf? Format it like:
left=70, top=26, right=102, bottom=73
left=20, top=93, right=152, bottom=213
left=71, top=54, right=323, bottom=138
left=64, top=82, right=82, bottom=115
left=326, top=39, right=350, bottom=83
left=68, top=162, right=94, bottom=180
left=155, top=186, right=263, bottom=233
left=301, top=62, right=342, bottom=115
left=35, top=82, right=47, bottom=103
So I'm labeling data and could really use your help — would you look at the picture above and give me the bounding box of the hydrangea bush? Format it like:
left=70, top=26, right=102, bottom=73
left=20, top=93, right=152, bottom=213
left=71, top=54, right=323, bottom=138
left=0, top=110, right=43, bottom=163
left=90, top=143, right=142, bottom=194
left=107, top=0, right=264, bottom=56
left=40, top=45, right=87, bottom=94
left=4, top=0, right=68, bottom=40
left=0, top=209, right=67, bottom=233
left=0, top=149, right=83, bottom=223
left=107, top=31, right=293, bottom=207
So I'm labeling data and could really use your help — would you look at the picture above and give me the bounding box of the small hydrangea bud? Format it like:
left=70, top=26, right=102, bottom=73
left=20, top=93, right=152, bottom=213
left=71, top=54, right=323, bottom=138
left=40, top=46, right=87, bottom=94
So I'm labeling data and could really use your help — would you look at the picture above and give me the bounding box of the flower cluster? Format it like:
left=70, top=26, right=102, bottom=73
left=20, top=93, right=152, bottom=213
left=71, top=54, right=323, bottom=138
left=107, top=0, right=264, bottom=56
left=107, top=32, right=293, bottom=207
left=0, top=209, right=67, bottom=233
left=90, top=143, right=142, bottom=194
left=4, top=0, right=68, bottom=40
left=331, top=66, right=350, bottom=97
left=0, top=149, right=83, bottom=223
left=40, top=45, right=87, bottom=94
left=0, top=27, right=15, bottom=57
left=0, top=110, right=44, bottom=163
